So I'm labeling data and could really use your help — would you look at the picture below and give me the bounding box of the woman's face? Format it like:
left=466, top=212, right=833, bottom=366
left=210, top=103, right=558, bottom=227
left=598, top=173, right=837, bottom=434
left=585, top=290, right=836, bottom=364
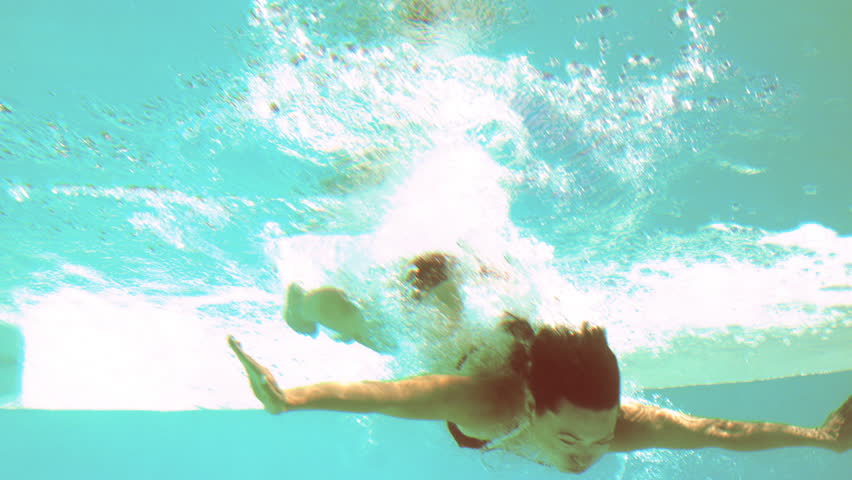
left=529, top=400, right=618, bottom=473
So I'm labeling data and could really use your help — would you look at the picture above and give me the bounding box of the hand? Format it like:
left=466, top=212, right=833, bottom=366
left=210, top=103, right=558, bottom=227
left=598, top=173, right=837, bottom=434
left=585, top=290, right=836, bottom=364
left=821, top=395, right=852, bottom=453
left=228, top=335, right=287, bottom=414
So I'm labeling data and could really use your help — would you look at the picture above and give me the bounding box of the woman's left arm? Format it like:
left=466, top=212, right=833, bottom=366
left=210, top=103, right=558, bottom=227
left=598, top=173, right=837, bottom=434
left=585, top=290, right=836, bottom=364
left=610, top=395, right=851, bottom=453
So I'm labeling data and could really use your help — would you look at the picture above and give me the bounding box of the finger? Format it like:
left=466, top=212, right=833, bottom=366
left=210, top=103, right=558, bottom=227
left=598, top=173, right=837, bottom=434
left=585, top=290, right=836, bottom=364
left=829, top=395, right=852, bottom=419
left=227, top=336, right=283, bottom=399
left=227, top=336, right=248, bottom=363
left=228, top=335, right=247, bottom=358
left=228, top=337, right=262, bottom=372
left=247, top=371, right=274, bottom=402
left=229, top=337, right=281, bottom=410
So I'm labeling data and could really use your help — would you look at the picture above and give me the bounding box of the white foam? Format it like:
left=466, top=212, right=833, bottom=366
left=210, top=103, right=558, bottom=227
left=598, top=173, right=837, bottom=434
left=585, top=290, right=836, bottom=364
left=268, top=141, right=851, bottom=388
left=374, top=139, right=513, bottom=259
left=11, top=133, right=851, bottom=409
left=595, top=223, right=852, bottom=386
left=760, top=222, right=852, bottom=254
left=9, top=286, right=389, bottom=410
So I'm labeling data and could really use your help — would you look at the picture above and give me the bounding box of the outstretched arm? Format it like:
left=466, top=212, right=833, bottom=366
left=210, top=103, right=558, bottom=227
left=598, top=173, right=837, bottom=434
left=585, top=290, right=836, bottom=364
left=227, top=335, right=483, bottom=422
left=611, top=396, right=851, bottom=453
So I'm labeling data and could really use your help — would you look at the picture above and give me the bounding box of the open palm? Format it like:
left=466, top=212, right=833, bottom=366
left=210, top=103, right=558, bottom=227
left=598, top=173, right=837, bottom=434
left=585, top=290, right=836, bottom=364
left=228, top=335, right=287, bottom=414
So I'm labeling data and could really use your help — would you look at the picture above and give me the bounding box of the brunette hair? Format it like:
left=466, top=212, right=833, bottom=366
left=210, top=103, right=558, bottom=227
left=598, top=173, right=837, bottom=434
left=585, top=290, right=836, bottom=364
left=526, top=322, right=620, bottom=414
left=405, top=252, right=457, bottom=300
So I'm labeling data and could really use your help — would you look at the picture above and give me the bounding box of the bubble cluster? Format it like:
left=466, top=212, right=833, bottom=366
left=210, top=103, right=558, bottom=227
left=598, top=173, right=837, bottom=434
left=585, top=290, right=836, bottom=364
left=576, top=5, right=617, bottom=24
left=4, top=0, right=827, bottom=409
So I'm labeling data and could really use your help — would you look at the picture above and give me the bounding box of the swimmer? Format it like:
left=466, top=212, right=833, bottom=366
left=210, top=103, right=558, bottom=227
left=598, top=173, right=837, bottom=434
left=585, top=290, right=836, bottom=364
left=228, top=322, right=850, bottom=473
left=283, top=252, right=475, bottom=354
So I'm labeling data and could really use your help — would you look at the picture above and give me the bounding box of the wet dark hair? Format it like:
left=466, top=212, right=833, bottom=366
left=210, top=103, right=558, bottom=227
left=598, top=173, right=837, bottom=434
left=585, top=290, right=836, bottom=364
left=527, top=322, right=620, bottom=414
left=456, top=315, right=619, bottom=414
left=405, top=252, right=457, bottom=300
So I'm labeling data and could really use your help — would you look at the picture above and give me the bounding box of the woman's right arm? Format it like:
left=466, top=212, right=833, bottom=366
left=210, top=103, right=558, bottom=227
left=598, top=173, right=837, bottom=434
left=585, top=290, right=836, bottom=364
left=227, top=335, right=480, bottom=422
left=283, top=375, right=479, bottom=420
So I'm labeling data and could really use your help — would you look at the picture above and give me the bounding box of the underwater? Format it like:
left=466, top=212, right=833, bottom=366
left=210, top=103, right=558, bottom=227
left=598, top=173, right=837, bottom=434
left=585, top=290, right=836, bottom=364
left=1, top=0, right=850, bottom=478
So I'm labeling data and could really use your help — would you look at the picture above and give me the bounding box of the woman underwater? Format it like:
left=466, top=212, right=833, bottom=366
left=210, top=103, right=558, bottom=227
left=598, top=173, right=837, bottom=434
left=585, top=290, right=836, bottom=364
left=229, top=252, right=850, bottom=473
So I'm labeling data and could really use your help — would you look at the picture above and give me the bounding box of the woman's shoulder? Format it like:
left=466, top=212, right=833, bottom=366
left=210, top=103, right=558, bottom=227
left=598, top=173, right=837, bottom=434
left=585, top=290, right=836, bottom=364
left=454, top=373, right=528, bottom=438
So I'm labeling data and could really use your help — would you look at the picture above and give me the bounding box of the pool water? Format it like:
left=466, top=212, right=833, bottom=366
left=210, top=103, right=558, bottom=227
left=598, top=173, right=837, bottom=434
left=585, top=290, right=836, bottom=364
left=1, top=0, right=850, bottom=478
left=1, top=372, right=849, bottom=479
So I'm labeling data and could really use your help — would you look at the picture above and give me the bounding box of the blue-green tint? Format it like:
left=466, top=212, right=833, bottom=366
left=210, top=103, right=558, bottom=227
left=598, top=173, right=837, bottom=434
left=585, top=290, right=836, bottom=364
left=1, top=0, right=850, bottom=478
left=0, top=373, right=849, bottom=479
left=0, top=322, right=23, bottom=402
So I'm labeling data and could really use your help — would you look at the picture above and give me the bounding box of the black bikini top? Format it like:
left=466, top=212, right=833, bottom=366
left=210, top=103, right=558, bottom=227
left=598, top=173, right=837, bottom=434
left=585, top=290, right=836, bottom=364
left=447, top=422, right=490, bottom=449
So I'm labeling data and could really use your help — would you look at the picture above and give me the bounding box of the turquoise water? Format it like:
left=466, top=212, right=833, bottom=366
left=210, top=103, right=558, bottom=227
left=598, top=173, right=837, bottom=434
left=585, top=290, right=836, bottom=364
left=1, top=373, right=850, bottom=479
left=1, top=0, right=851, bottom=478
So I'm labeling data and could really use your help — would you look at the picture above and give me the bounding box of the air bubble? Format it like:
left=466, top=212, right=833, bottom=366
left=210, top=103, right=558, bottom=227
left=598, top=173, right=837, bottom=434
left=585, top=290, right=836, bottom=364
left=8, top=185, right=30, bottom=202
left=576, top=5, right=616, bottom=24
left=701, top=96, right=730, bottom=111
left=627, top=54, right=659, bottom=68
left=673, top=8, right=695, bottom=27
